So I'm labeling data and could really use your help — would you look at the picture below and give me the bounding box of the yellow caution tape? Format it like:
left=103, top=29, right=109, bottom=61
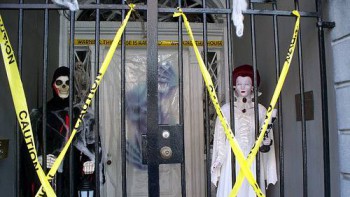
left=173, top=8, right=265, bottom=197
left=230, top=10, right=300, bottom=197
left=74, top=39, right=223, bottom=47
left=34, top=4, right=135, bottom=196
left=0, top=15, right=56, bottom=196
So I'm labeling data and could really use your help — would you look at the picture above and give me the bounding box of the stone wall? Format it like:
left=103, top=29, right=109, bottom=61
left=326, top=1, right=350, bottom=196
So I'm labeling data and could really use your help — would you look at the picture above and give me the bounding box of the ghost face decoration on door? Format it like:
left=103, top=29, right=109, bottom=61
left=53, top=76, right=69, bottom=99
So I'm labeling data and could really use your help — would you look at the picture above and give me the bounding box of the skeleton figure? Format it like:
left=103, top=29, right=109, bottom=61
left=126, top=61, right=178, bottom=169
left=74, top=59, right=91, bottom=103
left=53, top=76, right=69, bottom=99
left=211, top=64, right=277, bottom=197
left=21, top=67, right=100, bottom=197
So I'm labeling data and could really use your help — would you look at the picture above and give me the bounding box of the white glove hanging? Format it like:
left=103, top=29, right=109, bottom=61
left=52, top=0, right=79, bottom=11
left=231, top=0, right=248, bottom=37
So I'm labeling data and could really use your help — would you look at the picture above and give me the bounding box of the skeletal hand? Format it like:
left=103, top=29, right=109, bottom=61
left=262, top=138, right=272, bottom=146
left=211, top=161, right=222, bottom=174
left=83, top=161, right=95, bottom=174
left=47, top=154, right=57, bottom=169
left=38, top=154, right=57, bottom=169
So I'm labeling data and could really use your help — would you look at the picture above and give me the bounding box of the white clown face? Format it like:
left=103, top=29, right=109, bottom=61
left=235, top=76, right=253, bottom=98
left=54, top=76, right=69, bottom=99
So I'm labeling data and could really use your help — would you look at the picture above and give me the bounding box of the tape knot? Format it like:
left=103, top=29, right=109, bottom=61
left=128, top=3, right=135, bottom=10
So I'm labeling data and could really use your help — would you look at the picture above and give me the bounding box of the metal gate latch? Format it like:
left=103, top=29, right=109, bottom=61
left=160, top=146, right=172, bottom=159
left=142, top=125, right=184, bottom=164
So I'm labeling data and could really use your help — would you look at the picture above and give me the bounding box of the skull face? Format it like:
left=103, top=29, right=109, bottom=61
left=53, top=76, right=69, bottom=99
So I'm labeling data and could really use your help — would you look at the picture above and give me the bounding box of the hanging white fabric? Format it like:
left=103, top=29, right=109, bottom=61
left=232, top=0, right=248, bottom=37
left=52, top=0, right=79, bottom=11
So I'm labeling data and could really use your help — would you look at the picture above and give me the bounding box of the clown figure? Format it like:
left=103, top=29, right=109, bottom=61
left=211, top=64, right=277, bottom=197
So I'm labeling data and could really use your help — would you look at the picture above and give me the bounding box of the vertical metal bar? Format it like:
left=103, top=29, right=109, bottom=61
left=69, top=11, right=76, bottom=197
left=42, top=0, right=50, bottom=177
left=225, top=0, right=236, bottom=188
left=294, top=2, right=307, bottom=197
left=249, top=2, right=260, bottom=185
left=16, top=0, right=24, bottom=195
left=201, top=0, right=211, bottom=197
left=297, top=25, right=308, bottom=197
left=315, top=0, right=330, bottom=196
left=94, top=0, right=101, bottom=196
left=147, top=1, right=159, bottom=197
left=272, top=2, right=284, bottom=197
left=120, top=1, right=127, bottom=196
left=177, top=1, right=186, bottom=197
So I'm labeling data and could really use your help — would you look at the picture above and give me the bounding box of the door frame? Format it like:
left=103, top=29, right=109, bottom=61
left=59, top=12, right=226, bottom=197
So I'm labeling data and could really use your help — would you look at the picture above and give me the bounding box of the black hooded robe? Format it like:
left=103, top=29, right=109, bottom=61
left=20, top=67, right=96, bottom=197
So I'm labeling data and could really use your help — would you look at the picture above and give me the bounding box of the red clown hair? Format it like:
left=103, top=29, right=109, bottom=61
left=232, top=64, right=260, bottom=87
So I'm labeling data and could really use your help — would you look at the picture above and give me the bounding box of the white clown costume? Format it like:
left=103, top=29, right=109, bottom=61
left=211, top=64, right=277, bottom=197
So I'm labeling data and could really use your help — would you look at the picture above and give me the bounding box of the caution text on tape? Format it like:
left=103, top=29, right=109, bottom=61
left=0, top=15, right=56, bottom=197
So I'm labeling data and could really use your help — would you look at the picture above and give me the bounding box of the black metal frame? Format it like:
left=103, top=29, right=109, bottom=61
left=0, top=0, right=331, bottom=196
left=146, top=2, right=160, bottom=197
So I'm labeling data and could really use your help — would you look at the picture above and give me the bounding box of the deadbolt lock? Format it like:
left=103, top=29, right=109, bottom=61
left=142, top=125, right=183, bottom=164
left=160, top=146, right=172, bottom=159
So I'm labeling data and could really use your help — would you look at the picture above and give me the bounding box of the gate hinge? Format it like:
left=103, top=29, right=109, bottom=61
left=317, top=21, right=336, bottom=29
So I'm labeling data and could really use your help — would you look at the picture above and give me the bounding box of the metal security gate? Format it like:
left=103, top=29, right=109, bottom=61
left=0, top=0, right=334, bottom=197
